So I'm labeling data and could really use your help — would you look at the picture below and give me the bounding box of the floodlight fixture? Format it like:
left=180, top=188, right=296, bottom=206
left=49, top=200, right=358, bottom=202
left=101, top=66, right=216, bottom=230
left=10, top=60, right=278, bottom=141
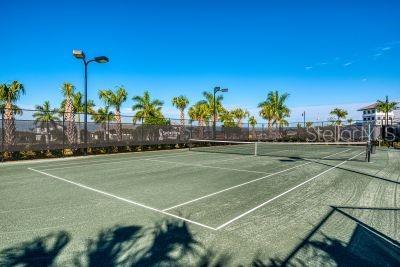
left=95, top=56, right=109, bottom=63
left=73, top=50, right=85, bottom=59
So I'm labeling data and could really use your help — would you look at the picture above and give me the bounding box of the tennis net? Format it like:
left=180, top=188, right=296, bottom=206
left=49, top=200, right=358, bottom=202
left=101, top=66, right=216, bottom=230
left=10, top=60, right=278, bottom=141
left=189, top=139, right=372, bottom=161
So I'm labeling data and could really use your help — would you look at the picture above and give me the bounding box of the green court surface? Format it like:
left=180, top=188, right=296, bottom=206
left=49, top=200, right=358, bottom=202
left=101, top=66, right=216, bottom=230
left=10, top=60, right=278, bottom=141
left=1, top=146, right=399, bottom=266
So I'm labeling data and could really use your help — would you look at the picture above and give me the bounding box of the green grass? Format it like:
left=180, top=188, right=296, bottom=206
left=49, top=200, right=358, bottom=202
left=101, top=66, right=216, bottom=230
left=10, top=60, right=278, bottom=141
left=0, top=146, right=399, bottom=266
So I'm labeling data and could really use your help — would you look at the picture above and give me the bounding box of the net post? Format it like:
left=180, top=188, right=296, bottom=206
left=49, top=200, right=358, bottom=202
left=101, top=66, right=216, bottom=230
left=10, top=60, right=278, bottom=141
left=366, top=123, right=371, bottom=162
left=254, top=141, right=258, bottom=156
left=188, top=139, right=192, bottom=151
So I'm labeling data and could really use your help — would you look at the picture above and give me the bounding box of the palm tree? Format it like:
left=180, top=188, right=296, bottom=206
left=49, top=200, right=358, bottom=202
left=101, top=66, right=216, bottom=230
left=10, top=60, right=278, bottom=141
left=188, top=102, right=210, bottom=126
left=0, top=81, right=25, bottom=148
left=91, top=107, right=114, bottom=141
left=132, top=90, right=164, bottom=123
left=33, top=101, right=60, bottom=145
left=61, top=92, right=95, bottom=144
left=376, top=96, right=398, bottom=125
left=329, top=108, right=348, bottom=125
left=248, top=116, right=257, bottom=139
left=172, top=95, right=189, bottom=126
left=258, top=103, right=274, bottom=134
left=61, top=82, right=76, bottom=145
left=201, top=91, right=224, bottom=124
left=231, top=108, right=249, bottom=127
left=277, top=118, right=289, bottom=128
left=219, top=110, right=236, bottom=127
left=346, top=118, right=353, bottom=125
left=99, top=86, right=128, bottom=140
left=258, top=91, right=290, bottom=136
left=306, top=121, right=313, bottom=128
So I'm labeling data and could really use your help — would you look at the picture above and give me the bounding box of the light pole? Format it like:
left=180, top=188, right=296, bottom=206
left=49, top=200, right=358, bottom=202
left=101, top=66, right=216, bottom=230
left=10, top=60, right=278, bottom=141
left=213, top=86, right=228, bottom=139
left=302, top=111, right=306, bottom=128
left=73, top=50, right=109, bottom=156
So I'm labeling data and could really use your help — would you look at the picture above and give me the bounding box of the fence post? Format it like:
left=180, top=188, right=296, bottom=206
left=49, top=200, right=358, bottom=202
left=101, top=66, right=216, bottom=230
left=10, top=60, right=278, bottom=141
left=1, top=109, right=4, bottom=162
left=261, top=123, right=264, bottom=141
left=247, top=122, right=250, bottom=141
left=190, top=120, right=193, bottom=140
left=107, top=116, right=110, bottom=145
left=140, top=117, right=144, bottom=151
left=62, top=112, right=65, bottom=157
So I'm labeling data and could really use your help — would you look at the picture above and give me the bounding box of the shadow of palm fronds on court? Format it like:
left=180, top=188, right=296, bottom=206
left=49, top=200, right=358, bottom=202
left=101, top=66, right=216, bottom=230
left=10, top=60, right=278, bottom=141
left=73, top=225, right=143, bottom=267
left=251, top=206, right=400, bottom=267
left=0, top=219, right=231, bottom=266
left=0, top=231, right=70, bottom=267
left=76, top=219, right=231, bottom=266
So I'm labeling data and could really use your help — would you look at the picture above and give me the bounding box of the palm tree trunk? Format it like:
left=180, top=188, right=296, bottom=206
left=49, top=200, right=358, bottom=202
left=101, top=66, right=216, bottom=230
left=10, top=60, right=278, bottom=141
left=199, top=118, right=204, bottom=138
left=64, top=100, right=76, bottom=146
left=4, top=102, right=15, bottom=148
left=180, top=109, right=185, bottom=126
left=179, top=109, right=184, bottom=139
left=115, top=110, right=122, bottom=141
left=386, top=111, right=389, bottom=125
left=103, top=123, right=107, bottom=142
left=46, top=122, right=49, bottom=145
left=267, top=121, right=272, bottom=139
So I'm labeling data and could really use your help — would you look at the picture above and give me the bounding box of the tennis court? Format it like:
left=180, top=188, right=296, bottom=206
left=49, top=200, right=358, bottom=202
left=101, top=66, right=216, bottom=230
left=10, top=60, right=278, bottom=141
left=1, top=142, right=399, bottom=266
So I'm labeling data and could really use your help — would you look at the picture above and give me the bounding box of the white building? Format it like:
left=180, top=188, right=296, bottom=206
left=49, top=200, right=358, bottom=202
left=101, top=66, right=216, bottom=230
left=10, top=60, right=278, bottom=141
left=358, top=103, right=395, bottom=125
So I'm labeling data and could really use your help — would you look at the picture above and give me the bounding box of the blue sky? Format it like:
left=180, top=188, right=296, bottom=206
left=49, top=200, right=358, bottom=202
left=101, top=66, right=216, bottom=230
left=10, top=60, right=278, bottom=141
left=1, top=0, right=399, bottom=122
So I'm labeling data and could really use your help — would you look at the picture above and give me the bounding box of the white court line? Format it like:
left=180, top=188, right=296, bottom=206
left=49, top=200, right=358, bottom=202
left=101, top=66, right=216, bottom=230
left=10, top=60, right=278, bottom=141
left=144, top=158, right=271, bottom=175
left=215, top=151, right=365, bottom=230
left=162, top=148, right=353, bottom=211
left=27, top=168, right=217, bottom=231
left=38, top=152, right=205, bottom=171
left=36, top=151, right=190, bottom=169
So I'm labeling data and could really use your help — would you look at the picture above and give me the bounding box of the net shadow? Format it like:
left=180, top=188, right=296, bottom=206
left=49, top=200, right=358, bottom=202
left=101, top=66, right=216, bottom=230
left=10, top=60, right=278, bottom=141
left=251, top=206, right=400, bottom=267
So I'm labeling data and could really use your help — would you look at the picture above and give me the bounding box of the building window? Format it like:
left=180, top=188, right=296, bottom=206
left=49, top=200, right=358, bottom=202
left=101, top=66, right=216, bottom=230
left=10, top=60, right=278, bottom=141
left=363, top=118, right=366, bottom=121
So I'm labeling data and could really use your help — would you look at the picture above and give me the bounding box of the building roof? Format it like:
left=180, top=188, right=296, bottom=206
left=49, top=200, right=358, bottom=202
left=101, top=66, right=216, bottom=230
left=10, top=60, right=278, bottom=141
left=357, top=103, right=378, bottom=111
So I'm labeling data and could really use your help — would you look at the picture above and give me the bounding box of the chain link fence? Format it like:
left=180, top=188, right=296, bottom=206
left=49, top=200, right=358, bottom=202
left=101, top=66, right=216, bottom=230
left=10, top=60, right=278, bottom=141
left=1, top=108, right=399, bottom=157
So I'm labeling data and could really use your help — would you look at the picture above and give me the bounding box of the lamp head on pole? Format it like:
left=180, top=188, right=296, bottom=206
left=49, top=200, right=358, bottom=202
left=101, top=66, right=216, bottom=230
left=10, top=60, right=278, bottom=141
left=95, top=56, right=109, bottom=63
left=73, top=49, right=85, bottom=59
left=214, top=86, right=228, bottom=93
